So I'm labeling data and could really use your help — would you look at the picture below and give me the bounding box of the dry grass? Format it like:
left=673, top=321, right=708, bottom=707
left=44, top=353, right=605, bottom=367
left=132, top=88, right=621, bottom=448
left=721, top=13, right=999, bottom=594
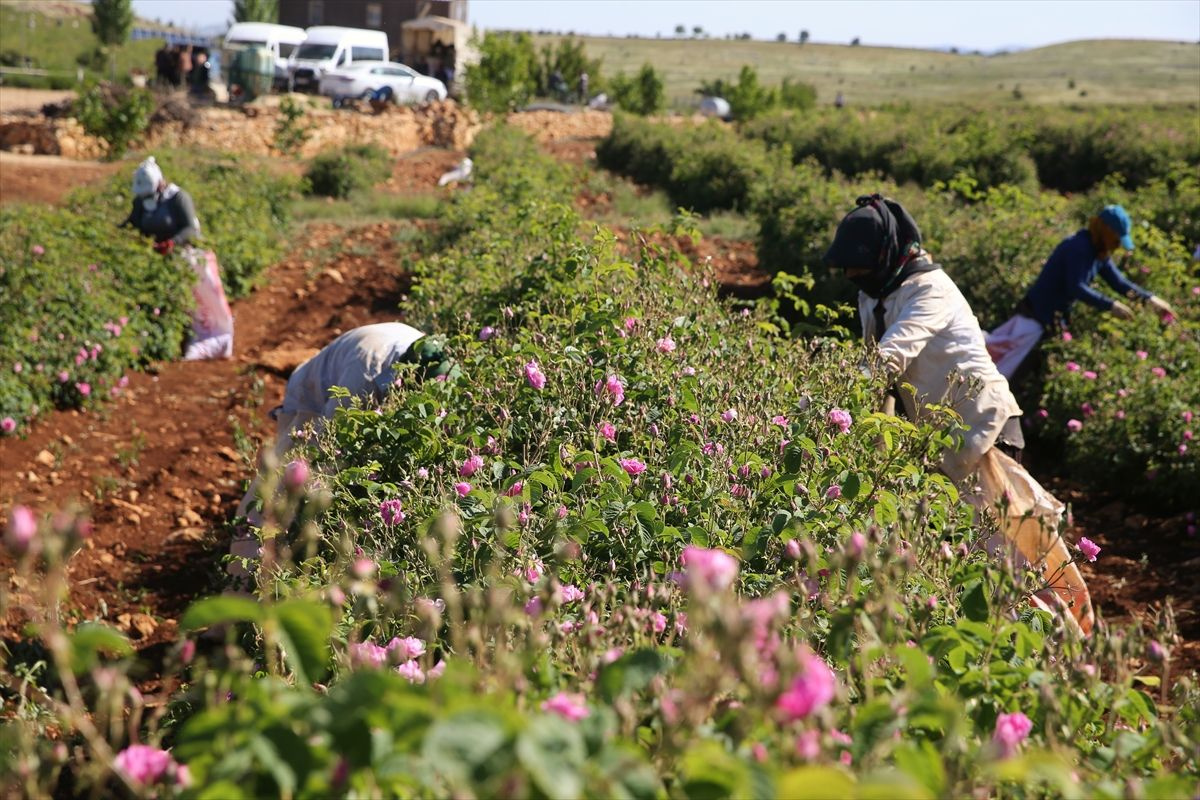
left=533, top=35, right=1200, bottom=107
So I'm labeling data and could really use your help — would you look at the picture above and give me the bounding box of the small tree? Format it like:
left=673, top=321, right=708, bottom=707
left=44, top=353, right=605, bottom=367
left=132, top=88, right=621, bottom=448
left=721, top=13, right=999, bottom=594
left=799, top=30, right=810, bottom=45
left=464, top=31, right=539, bottom=112
left=850, top=36, right=861, bottom=46
left=233, top=0, right=279, bottom=23
left=725, top=64, right=776, bottom=121
left=692, top=26, right=704, bottom=37
left=609, top=63, right=664, bottom=116
left=776, top=33, right=787, bottom=43
left=91, top=0, right=133, bottom=79
left=674, top=24, right=685, bottom=36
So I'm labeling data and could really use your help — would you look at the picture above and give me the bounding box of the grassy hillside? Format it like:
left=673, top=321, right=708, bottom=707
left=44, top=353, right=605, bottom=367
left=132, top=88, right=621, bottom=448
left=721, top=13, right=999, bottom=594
left=532, top=34, right=1200, bottom=107
left=0, top=1, right=169, bottom=87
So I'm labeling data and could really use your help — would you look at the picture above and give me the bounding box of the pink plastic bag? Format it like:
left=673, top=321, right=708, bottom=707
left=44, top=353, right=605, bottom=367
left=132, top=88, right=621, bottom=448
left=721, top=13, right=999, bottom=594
left=181, top=247, right=234, bottom=360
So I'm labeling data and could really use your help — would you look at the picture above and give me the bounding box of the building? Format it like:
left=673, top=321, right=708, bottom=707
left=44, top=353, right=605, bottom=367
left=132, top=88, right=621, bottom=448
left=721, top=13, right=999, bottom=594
left=278, top=1, right=467, bottom=58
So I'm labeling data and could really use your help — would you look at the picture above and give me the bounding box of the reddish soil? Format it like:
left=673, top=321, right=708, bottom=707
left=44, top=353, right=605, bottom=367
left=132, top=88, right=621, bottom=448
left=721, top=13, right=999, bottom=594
left=0, top=152, right=122, bottom=206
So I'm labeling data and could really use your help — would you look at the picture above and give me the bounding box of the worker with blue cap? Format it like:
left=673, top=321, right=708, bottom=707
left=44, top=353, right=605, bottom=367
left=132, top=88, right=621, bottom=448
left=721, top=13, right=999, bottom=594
left=986, top=204, right=1175, bottom=380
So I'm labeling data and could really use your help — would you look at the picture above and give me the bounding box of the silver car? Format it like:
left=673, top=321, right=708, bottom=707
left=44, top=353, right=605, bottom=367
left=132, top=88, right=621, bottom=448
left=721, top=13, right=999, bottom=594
left=318, top=60, right=447, bottom=104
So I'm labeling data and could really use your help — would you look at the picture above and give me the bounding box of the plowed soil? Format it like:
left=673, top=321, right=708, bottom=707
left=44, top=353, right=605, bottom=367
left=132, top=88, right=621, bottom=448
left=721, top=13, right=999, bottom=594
left=1, top=136, right=1195, bottom=692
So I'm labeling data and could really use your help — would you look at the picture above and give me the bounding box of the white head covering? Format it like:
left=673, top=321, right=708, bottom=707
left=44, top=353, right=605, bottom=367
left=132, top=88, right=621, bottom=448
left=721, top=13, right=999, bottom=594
left=132, top=156, right=163, bottom=199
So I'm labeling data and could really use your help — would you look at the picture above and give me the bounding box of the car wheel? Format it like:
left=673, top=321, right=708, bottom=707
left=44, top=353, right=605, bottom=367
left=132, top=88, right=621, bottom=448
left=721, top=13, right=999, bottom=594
left=425, top=90, right=440, bottom=103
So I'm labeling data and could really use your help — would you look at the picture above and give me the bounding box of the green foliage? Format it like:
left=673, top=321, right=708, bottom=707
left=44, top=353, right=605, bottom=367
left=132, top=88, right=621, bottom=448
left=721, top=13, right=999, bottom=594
left=608, top=64, right=665, bottom=116
left=233, top=0, right=279, bottom=23
left=697, top=71, right=817, bottom=120
left=0, top=151, right=296, bottom=429
left=533, top=36, right=603, bottom=100
left=72, top=80, right=154, bottom=160
left=90, top=0, right=132, bottom=48
left=464, top=31, right=540, bottom=112
left=303, top=144, right=391, bottom=199
left=273, top=96, right=312, bottom=156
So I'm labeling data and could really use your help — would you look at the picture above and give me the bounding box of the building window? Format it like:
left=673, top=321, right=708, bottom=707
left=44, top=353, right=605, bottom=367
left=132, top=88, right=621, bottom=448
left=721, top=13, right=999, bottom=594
left=366, top=2, right=383, bottom=28
left=308, top=0, right=324, bottom=25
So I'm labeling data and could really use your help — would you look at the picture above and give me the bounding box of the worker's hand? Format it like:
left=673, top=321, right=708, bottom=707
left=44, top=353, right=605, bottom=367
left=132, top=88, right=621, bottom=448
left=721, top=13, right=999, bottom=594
left=1110, top=300, right=1134, bottom=320
left=153, top=239, right=175, bottom=256
left=1147, top=295, right=1175, bottom=319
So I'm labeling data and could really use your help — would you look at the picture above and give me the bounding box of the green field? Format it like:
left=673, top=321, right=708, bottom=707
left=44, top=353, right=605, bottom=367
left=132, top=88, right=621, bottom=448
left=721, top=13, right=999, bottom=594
left=0, top=1, right=167, bottom=87
left=533, top=34, right=1200, bottom=107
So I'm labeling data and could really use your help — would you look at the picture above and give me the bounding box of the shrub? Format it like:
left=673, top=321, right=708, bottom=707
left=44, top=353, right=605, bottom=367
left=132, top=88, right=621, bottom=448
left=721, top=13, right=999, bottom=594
left=464, top=31, right=540, bottom=112
left=272, top=95, right=311, bottom=155
left=608, top=64, right=665, bottom=116
left=72, top=79, right=154, bottom=159
left=303, top=143, right=390, bottom=199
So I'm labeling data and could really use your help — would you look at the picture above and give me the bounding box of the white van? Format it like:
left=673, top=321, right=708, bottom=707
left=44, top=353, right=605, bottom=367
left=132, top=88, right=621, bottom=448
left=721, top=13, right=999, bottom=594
left=288, top=27, right=389, bottom=93
left=223, top=22, right=307, bottom=88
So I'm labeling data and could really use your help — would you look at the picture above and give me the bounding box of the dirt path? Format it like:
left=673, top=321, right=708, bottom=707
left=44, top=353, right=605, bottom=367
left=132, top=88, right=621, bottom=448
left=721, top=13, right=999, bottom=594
left=0, top=87, right=74, bottom=114
left=0, top=151, right=123, bottom=205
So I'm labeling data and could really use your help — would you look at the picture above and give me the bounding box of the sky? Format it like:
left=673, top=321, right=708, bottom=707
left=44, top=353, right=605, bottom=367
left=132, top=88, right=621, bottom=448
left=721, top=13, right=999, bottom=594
left=130, top=0, right=1200, bottom=50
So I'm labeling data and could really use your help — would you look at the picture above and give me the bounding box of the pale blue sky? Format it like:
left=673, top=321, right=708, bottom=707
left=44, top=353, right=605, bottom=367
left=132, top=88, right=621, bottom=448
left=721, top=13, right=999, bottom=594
left=131, top=0, right=1200, bottom=50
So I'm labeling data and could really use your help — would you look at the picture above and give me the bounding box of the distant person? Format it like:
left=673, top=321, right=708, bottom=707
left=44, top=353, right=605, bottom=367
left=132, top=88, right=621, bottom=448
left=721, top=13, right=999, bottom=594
left=986, top=204, right=1176, bottom=381
left=578, top=70, right=589, bottom=104
left=550, top=69, right=567, bottom=101
left=154, top=43, right=172, bottom=88
left=177, top=45, right=193, bottom=88
left=834, top=91, right=845, bottom=109
left=189, top=50, right=210, bottom=96
left=120, top=156, right=234, bottom=361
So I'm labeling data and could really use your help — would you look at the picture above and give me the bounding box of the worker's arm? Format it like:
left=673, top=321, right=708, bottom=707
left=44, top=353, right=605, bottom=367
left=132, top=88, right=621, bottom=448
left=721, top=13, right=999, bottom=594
left=875, top=282, right=953, bottom=377
left=168, top=190, right=202, bottom=245
left=1097, top=258, right=1153, bottom=303
left=1065, top=251, right=1119, bottom=313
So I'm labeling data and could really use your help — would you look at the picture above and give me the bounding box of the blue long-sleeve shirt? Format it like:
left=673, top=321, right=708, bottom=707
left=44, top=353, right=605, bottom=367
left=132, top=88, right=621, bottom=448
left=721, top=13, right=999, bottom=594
left=1022, top=230, right=1152, bottom=326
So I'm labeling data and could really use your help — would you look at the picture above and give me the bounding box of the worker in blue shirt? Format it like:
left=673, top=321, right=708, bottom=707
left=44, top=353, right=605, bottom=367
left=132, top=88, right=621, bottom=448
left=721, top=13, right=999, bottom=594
left=986, top=204, right=1174, bottom=380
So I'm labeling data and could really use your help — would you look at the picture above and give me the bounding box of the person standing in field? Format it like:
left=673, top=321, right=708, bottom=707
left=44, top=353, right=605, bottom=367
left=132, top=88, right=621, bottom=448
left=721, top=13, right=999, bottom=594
left=986, top=204, right=1176, bottom=381
left=824, top=194, right=1094, bottom=635
left=120, top=156, right=234, bottom=360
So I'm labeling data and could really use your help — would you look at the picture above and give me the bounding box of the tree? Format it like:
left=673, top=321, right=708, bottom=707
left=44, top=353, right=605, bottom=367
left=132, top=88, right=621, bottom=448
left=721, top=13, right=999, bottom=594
left=233, top=0, right=279, bottom=23
left=609, top=63, right=664, bottom=116
left=692, top=25, right=704, bottom=37
left=776, top=33, right=787, bottom=43
left=90, top=0, right=132, bottom=79
left=464, top=31, right=539, bottom=112
left=674, top=24, right=685, bottom=36
left=850, top=36, right=861, bottom=46
left=799, top=30, right=810, bottom=45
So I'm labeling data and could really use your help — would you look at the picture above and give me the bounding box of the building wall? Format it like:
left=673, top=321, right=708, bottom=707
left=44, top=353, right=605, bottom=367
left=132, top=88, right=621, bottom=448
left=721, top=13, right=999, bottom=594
left=279, top=0, right=466, bottom=56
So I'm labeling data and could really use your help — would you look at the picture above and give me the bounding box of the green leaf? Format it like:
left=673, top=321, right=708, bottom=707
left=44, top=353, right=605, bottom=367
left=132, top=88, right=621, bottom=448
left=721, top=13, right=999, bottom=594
left=423, top=709, right=511, bottom=785
left=960, top=580, right=989, bottom=623
left=248, top=732, right=297, bottom=797
left=69, top=623, right=133, bottom=673
left=516, top=715, right=587, bottom=800
left=180, top=595, right=264, bottom=630
left=272, top=599, right=333, bottom=684
left=771, top=510, right=792, bottom=534
left=893, top=741, right=946, bottom=796
left=776, top=767, right=855, bottom=799
left=196, top=781, right=250, bottom=800
left=597, top=649, right=669, bottom=702
left=841, top=472, right=861, bottom=501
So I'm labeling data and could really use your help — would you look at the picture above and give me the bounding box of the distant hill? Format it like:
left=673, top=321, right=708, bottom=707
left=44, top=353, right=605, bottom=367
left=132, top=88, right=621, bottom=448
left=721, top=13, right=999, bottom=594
left=531, top=34, right=1200, bottom=107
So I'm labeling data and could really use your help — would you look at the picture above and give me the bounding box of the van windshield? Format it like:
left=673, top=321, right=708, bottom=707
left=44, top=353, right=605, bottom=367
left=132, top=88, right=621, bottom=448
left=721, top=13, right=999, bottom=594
left=296, top=43, right=337, bottom=60
left=279, top=42, right=298, bottom=58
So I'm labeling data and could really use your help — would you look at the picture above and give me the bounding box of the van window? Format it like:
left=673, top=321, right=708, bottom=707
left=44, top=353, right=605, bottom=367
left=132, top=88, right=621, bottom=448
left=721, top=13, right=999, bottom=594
left=296, top=43, right=337, bottom=60
left=278, top=42, right=298, bottom=59
left=336, top=49, right=348, bottom=66
left=351, top=47, right=385, bottom=62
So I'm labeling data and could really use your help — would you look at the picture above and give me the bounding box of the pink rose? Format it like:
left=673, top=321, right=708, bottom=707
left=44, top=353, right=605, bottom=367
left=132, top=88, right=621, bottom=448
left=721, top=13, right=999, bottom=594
left=0, top=417, right=15, bottom=435
left=597, top=421, right=616, bottom=442
left=721, top=408, right=738, bottom=423
left=386, top=636, right=426, bottom=660
left=993, top=711, right=1033, bottom=758
left=459, top=454, right=484, bottom=477
left=6, top=506, right=37, bottom=554
left=1066, top=419, right=1083, bottom=432
left=454, top=481, right=472, bottom=497
left=113, top=745, right=178, bottom=787
left=1151, top=367, right=1166, bottom=378
left=678, top=545, right=739, bottom=591
left=619, top=458, right=646, bottom=476
left=76, top=382, right=91, bottom=397
left=1065, top=361, right=1080, bottom=372
left=825, top=484, right=842, bottom=500
left=1136, top=350, right=1148, bottom=360
left=479, top=326, right=496, bottom=341
left=379, top=499, right=405, bottom=525
left=826, top=408, right=852, bottom=433
left=395, top=660, right=425, bottom=684
left=541, top=691, right=589, bottom=722
left=785, top=539, right=802, bottom=560
left=598, top=374, right=625, bottom=405
left=523, top=360, right=546, bottom=390
left=656, top=336, right=676, bottom=353
left=1077, top=537, right=1101, bottom=562
left=1082, top=370, right=1097, bottom=380
left=776, top=651, right=836, bottom=721
left=772, top=415, right=789, bottom=426
left=31, top=245, right=45, bottom=256
left=560, top=584, right=585, bottom=603
left=284, top=459, right=309, bottom=490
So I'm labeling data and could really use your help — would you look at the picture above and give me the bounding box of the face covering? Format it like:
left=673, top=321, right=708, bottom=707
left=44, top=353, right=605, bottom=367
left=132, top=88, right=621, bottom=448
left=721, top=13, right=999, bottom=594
left=825, top=194, right=933, bottom=299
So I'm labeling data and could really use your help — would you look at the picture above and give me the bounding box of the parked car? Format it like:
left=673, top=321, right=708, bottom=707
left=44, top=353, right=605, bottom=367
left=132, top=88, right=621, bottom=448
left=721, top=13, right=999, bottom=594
left=288, top=26, right=388, bottom=93
left=318, top=61, right=447, bottom=104
left=223, top=22, right=306, bottom=89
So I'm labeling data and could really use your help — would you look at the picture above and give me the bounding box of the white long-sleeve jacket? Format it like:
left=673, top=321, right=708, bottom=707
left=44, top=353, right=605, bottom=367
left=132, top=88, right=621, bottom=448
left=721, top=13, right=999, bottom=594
left=283, top=323, right=427, bottom=418
left=858, top=269, right=1021, bottom=482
